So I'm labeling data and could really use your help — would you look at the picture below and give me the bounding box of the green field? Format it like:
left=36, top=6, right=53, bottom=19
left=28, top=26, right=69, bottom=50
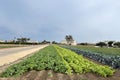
left=61, top=45, right=120, bottom=69
left=74, top=45, right=120, bottom=55
left=0, top=45, right=114, bottom=77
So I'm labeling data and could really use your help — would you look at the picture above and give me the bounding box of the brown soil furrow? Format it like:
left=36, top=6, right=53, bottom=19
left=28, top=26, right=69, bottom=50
left=0, top=78, right=14, bottom=80
left=56, top=73, right=71, bottom=80
left=68, top=74, right=77, bottom=80
left=0, top=72, right=96, bottom=80
left=1, top=70, right=120, bottom=80
left=56, top=73, right=64, bottom=80
left=34, top=70, right=47, bottom=80
left=21, top=70, right=38, bottom=80
left=46, top=70, right=54, bottom=80
left=63, top=74, right=70, bottom=80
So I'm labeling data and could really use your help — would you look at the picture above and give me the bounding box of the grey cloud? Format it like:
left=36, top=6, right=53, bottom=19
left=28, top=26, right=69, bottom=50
left=0, top=0, right=120, bottom=42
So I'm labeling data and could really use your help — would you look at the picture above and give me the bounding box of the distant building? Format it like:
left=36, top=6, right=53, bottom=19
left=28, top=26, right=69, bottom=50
left=71, top=40, right=77, bottom=45
left=60, top=39, right=77, bottom=45
left=0, top=40, right=5, bottom=42
left=27, top=40, right=39, bottom=43
left=7, top=40, right=14, bottom=42
left=60, top=40, right=67, bottom=44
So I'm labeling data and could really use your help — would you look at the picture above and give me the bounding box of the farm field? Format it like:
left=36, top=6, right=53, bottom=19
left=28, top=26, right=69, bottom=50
left=0, top=45, right=119, bottom=80
left=73, top=45, right=120, bottom=55
left=61, top=45, right=120, bottom=69
left=0, top=44, right=26, bottom=49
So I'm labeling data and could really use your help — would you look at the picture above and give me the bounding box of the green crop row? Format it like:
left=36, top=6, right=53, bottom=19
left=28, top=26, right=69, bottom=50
left=1, top=45, right=115, bottom=78
left=61, top=45, right=120, bottom=69
left=1, top=45, right=67, bottom=77
left=54, top=45, right=115, bottom=77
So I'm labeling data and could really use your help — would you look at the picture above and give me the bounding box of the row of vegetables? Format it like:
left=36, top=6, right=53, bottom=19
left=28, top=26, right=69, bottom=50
left=1, top=45, right=66, bottom=77
left=1, top=45, right=114, bottom=77
left=54, top=45, right=114, bottom=77
left=61, top=46, right=120, bottom=69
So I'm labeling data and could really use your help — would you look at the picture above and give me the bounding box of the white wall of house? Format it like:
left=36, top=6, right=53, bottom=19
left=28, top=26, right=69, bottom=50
left=60, top=40, right=77, bottom=45
left=71, top=40, right=77, bottom=45
left=60, top=40, right=67, bottom=44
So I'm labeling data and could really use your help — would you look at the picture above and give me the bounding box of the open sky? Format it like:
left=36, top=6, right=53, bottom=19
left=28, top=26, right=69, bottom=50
left=0, top=0, right=120, bottom=43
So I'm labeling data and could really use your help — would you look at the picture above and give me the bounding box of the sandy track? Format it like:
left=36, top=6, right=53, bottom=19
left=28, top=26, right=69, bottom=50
left=0, top=44, right=48, bottom=66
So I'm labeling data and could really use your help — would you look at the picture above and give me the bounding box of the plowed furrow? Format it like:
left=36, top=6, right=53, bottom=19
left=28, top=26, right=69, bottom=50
left=34, top=70, right=47, bottom=80
left=21, top=70, right=38, bottom=80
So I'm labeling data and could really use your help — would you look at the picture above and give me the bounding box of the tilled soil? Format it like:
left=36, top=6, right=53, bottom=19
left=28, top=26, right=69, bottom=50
left=0, top=70, right=120, bottom=80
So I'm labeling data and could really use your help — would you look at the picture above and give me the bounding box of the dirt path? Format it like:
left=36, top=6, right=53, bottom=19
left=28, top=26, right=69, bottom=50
left=0, top=45, right=48, bottom=66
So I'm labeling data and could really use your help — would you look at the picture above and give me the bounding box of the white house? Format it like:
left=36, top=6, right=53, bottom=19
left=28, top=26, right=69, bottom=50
left=60, top=39, right=77, bottom=45
left=71, top=40, right=77, bottom=45
left=60, top=40, right=67, bottom=44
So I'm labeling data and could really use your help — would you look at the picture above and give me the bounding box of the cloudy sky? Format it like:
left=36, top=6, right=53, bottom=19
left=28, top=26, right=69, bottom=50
left=0, top=0, right=120, bottom=42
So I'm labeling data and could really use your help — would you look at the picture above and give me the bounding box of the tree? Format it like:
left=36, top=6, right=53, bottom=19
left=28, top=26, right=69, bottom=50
left=108, top=41, right=114, bottom=47
left=52, top=41, right=58, bottom=44
left=79, top=43, right=88, bottom=45
left=17, top=37, right=30, bottom=43
left=65, top=35, right=74, bottom=45
left=41, top=40, right=50, bottom=44
left=114, top=42, right=120, bottom=48
left=96, top=42, right=107, bottom=47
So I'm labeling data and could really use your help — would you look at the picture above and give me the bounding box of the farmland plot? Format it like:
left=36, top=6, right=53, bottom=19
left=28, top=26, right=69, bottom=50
left=0, top=45, right=117, bottom=80
left=61, top=45, right=120, bottom=69
left=0, top=44, right=24, bottom=49
left=74, top=45, right=120, bottom=55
